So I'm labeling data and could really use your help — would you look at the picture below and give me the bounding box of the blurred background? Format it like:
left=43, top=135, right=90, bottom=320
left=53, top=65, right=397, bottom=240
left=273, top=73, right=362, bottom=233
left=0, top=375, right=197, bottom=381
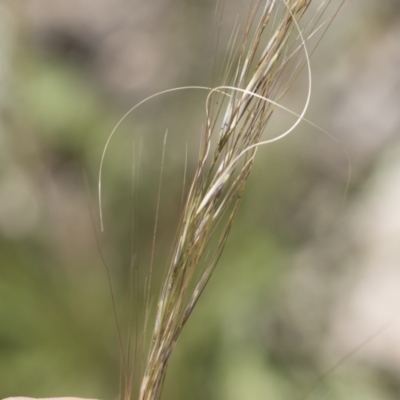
left=1, top=0, right=400, bottom=399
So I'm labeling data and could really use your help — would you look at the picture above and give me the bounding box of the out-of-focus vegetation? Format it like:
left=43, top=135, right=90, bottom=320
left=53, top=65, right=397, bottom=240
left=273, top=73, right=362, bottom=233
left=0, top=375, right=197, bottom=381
left=1, top=1, right=400, bottom=400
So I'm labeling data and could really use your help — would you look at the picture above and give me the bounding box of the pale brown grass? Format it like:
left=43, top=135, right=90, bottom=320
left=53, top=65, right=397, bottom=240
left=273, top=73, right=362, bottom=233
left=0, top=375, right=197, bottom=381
left=97, top=1, right=347, bottom=400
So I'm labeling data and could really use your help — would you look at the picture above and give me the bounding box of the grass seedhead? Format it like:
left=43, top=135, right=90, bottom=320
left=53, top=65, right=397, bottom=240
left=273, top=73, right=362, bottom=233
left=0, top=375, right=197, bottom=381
left=97, top=1, right=346, bottom=399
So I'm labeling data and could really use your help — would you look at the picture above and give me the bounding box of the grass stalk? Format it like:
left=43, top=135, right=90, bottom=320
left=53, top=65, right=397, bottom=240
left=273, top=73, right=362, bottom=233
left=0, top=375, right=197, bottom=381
left=97, top=1, right=346, bottom=399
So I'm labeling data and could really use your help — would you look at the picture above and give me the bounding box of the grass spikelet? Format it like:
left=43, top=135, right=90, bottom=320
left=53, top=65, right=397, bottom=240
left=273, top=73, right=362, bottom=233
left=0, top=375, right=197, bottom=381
left=98, top=1, right=346, bottom=399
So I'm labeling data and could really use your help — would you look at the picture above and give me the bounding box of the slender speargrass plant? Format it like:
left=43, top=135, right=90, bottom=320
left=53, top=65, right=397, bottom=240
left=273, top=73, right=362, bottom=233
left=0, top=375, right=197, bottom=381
left=96, top=1, right=348, bottom=400
left=1, top=1, right=350, bottom=400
